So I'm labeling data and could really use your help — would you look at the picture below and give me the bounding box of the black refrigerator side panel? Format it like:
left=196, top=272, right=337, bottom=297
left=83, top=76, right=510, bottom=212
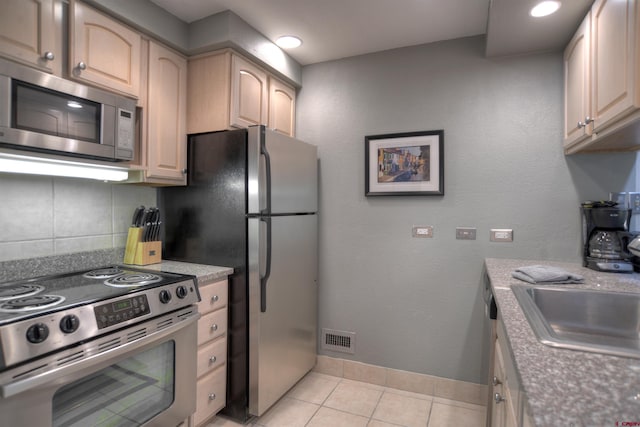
left=161, top=129, right=247, bottom=266
left=159, top=129, right=250, bottom=421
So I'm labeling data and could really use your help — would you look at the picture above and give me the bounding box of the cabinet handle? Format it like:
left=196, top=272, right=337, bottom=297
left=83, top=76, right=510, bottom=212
left=209, top=355, right=217, bottom=363
left=211, top=324, right=218, bottom=331
left=492, top=376, right=502, bottom=386
left=182, top=168, right=187, bottom=175
left=211, top=295, right=219, bottom=303
left=77, top=61, right=87, bottom=71
left=494, top=392, right=506, bottom=404
left=209, top=393, right=216, bottom=401
left=43, top=52, right=55, bottom=61
left=577, top=116, right=594, bottom=128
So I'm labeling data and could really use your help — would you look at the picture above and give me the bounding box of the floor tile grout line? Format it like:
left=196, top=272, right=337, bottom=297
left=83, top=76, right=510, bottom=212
left=367, top=387, right=386, bottom=425
left=230, top=373, right=485, bottom=427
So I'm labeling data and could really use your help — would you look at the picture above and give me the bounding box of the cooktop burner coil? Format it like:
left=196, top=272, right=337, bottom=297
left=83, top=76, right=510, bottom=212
left=104, top=273, right=163, bottom=288
left=83, top=267, right=124, bottom=279
left=0, top=284, right=44, bottom=301
left=0, top=295, right=65, bottom=312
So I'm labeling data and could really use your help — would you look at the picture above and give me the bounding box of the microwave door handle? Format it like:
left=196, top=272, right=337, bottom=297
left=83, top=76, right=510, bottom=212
left=0, top=312, right=199, bottom=399
left=260, top=217, right=272, bottom=313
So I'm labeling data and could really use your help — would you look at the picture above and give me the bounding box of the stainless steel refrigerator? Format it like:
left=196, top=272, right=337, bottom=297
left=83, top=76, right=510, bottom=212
left=159, top=125, right=318, bottom=422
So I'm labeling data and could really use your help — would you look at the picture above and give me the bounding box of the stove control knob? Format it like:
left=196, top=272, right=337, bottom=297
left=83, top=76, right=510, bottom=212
left=176, top=285, right=188, bottom=299
left=60, top=314, right=80, bottom=334
left=159, top=290, right=172, bottom=304
left=26, top=323, right=49, bottom=343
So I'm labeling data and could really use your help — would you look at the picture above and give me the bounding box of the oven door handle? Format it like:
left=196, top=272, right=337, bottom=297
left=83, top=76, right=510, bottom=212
left=1, top=312, right=200, bottom=399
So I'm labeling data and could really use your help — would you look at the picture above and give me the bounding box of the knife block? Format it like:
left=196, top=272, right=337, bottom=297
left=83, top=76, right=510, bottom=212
left=123, top=227, right=161, bottom=265
left=133, top=241, right=162, bottom=265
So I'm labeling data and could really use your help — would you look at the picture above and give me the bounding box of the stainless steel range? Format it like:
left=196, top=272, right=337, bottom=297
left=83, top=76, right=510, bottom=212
left=0, top=265, right=201, bottom=427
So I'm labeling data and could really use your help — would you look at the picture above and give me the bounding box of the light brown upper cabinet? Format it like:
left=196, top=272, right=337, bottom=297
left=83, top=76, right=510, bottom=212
left=563, top=12, right=591, bottom=149
left=145, top=41, right=187, bottom=183
left=69, top=0, right=142, bottom=98
left=128, top=40, right=187, bottom=185
left=188, top=50, right=297, bottom=137
left=269, top=77, right=296, bottom=137
left=231, top=54, right=268, bottom=129
left=564, top=0, right=640, bottom=154
left=0, top=0, right=62, bottom=74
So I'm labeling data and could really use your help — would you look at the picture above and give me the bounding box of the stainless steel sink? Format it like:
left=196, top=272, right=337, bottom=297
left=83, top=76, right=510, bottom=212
left=512, top=284, right=640, bottom=359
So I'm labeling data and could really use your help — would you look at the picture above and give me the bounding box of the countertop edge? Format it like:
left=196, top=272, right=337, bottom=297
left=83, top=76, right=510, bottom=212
left=143, top=260, right=233, bottom=283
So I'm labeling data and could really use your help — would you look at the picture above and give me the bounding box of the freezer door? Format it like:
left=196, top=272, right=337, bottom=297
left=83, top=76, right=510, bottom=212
left=248, top=126, right=318, bottom=215
left=248, top=214, right=318, bottom=416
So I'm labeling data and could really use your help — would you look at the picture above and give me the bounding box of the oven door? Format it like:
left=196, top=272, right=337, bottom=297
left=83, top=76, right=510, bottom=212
left=0, top=307, right=199, bottom=427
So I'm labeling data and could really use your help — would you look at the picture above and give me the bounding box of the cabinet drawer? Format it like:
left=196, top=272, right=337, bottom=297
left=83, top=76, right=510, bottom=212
left=198, top=280, right=228, bottom=315
left=197, top=309, right=227, bottom=345
left=197, top=337, right=227, bottom=378
left=193, top=366, right=226, bottom=427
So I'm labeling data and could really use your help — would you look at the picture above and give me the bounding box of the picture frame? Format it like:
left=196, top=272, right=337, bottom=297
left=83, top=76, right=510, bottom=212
left=365, top=130, right=444, bottom=196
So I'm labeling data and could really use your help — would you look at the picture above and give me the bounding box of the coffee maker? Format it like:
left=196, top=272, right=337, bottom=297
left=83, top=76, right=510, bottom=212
left=582, top=202, right=634, bottom=272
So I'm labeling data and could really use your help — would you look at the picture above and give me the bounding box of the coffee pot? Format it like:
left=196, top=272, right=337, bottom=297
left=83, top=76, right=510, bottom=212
left=581, top=202, right=634, bottom=272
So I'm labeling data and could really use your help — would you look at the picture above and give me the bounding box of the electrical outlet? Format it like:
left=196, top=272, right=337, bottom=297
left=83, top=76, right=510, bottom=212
left=412, top=226, right=433, bottom=238
left=491, top=229, right=513, bottom=242
left=630, top=192, right=640, bottom=214
left=456, top=227, right=476, bottom=240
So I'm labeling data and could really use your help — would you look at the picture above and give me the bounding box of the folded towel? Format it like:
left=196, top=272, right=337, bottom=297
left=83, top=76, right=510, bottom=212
left=512, top=265, right=584, bottom=284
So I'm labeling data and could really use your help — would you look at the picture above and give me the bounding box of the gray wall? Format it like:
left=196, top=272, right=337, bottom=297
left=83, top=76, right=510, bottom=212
left=296, top=36, right=638, bottom=384
left=0, top=175, right=156, bottom=262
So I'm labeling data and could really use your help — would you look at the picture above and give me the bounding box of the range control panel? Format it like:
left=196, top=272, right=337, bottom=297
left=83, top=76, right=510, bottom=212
left=94, top=295, right=150, bottom=329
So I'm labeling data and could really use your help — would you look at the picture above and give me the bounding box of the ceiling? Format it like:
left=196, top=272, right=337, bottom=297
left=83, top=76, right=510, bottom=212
left=149, top=0, right=592, bottom=65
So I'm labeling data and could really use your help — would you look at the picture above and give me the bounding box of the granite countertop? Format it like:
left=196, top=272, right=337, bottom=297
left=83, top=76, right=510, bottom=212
left=143, top=260, right=233, bottom=283
left=485, top=258, right=640, bottom=427
left=0, top=248, right=233, bottom=285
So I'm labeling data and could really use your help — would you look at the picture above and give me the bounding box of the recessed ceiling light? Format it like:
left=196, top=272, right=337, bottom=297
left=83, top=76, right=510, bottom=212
left=530, top=1, right=561, bottom=17
left=275, top=35, right=302, bottom=49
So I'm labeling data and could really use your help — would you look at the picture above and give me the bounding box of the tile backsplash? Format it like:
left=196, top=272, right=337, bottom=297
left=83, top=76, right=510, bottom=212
left=0, top=174, right=156, bottom=262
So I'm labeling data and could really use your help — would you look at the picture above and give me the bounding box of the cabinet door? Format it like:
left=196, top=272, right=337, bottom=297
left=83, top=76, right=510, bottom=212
left=193, top=367, right=226, bottom=426
left=231, top=54, right=268, bottom=129
left=146, top=41, right=187, bottom=182
left=187, top=51, right=232, bottom=134
left=0, top=0, right=60, bottom=74
left=69, top=0, right=141, bottom=97
left=491, top=338, right=506, bottom=427
left=563, top=12, right=591, bottom=148
left=591, top=0, right=639, bottom=132
left=268, top=77, right=296, bottom=137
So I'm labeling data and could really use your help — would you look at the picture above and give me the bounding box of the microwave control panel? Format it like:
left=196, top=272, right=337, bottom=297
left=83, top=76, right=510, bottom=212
left=116, top=108, right=135, bottom=158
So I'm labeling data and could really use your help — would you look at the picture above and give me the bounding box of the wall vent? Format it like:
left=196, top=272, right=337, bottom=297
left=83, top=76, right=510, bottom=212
left=321, top=328, right=356, bottom=354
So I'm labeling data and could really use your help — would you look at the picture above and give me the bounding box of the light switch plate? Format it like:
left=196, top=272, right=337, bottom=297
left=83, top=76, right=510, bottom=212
left=456, top=227, right=476, bottom=240
left=412, top=226, right=433, bottom=238
left=491, top=229, right=513, bottom=242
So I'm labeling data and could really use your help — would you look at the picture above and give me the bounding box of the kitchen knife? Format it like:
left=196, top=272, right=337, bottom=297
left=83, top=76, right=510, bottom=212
left=141, top=208, right=153, bottom=241
left=131, top=206, right=145, bottom=227
left=151, top=208, right=161, bottom=241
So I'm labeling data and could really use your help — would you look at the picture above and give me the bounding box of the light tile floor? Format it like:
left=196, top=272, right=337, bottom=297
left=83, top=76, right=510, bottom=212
left=206, top=372, right=486, bottom=427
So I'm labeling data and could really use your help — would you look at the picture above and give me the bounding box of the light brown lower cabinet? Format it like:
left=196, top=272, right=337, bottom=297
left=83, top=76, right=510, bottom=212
left=188, top=278, right=228, bottom=427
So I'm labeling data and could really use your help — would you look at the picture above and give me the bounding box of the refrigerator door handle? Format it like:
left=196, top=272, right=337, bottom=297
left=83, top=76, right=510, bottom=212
left=260, top=216, right=272, bottom=312
left=260, top=136, right=272, bottom=215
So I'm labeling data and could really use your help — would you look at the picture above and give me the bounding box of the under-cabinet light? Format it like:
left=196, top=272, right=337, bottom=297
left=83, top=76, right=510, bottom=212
left=0, top=153, right=129, bottom=181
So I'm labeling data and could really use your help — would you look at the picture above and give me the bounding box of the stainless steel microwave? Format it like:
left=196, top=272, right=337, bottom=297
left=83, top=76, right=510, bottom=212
left=0, top=57, right=135, bottom=161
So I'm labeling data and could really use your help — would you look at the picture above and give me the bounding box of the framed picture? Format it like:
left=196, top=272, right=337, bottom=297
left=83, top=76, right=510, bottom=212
left=365, top=130, right=444, bottom=196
